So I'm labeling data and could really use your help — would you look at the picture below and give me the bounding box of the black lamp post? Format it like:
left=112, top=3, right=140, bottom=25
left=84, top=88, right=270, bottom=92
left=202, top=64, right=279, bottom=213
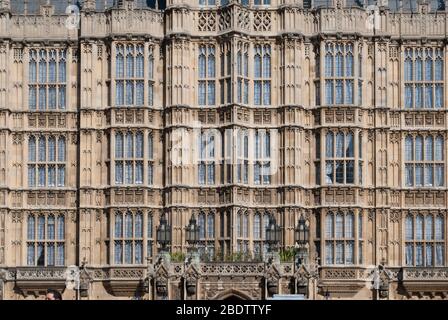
left=186, top=213, right=200, bottom=249
left=295, top=215, right=310, bottom=246
left=294, top=214, right=310, bottom=266
left=265, top=214, right=281, bottom=252
left=156, top=212, right=171, bottom=252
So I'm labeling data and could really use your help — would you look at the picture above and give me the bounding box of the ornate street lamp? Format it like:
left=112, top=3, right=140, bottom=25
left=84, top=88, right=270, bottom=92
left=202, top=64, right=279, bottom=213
left=265, top=214, right=281, bottom=252
left=294, top=214, right=310, bottom=266
left=156, top=212, right=171, bottom=252
left=186, top=213, right=200, bottom=248
left=295, top=215, right=310, bottom=246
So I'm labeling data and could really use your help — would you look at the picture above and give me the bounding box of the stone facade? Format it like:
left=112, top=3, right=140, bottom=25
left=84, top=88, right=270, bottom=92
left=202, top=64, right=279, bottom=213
left=0, top=0, right=447, bottom=300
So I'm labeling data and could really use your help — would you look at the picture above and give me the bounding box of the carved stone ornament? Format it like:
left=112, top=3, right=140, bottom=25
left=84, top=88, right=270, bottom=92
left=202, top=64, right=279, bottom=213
left=265, top=265, right=281, bottom=296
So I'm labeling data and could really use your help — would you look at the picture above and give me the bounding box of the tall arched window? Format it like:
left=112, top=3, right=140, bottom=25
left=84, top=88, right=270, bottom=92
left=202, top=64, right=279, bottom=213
left=253, top=212, right=270, bottom=260
left=26, top=215, right=35, bottom=266
left=236, top=212, right=241, bottom=238
left=325, top=211, right=359, bottom=265
left=207, top=214, right=214, bottom=238
left=29, top=49, right=66, bottom=110
left=115, top=43, right=146, bottom=106
left=113, top=211, right=145, bottom=265
left=115, top=131, right=144, bottom=185
left=235, top=210, right=249, bottom=256
left=115, top=133, right=124, bottom=184
left=135, top=132, right=144, bottom=184
left=47, top=137, right=56, bottom=186
left=27, top=213, right=65, bottom=266
left=147, top=214, right=153, bottom=258
left=148, top=46, right=154, bottom=106
left=47, top=215, right=55, bottom=240
left=115, top=213, right=123, bottom=238
left=254, top=45, right=271, bottom=105
left=125, top=212, right=133, bottom=238
left=237, top=130, right=249, bottom=184
left=324, top=43, right=354, bottom=105
left=135, top=212, right=143, bottom=264
left=242, top=214, right=248, bottom=238
left=198, top=45, right=216, bottom=106
left=404, top=134, right=444, bottom=187
left=148, top=133, right=154, bottom=185
left=254, top=130, right=271, bottom=185
left=27, top=215, right=35, bottom=240
left=325, top=131, right=355, bottom=184
left=196, top=211, right=215, bottom=261
left=38, top=136, right=46, bottom=162
left=253, top=213, right=261, bottom=240
left=198, top=132, right=216, bottom=185
left=358, top=133, right=363, bottom=184
left=198, top=213, right=206, bottom=239
left=219, top=43, right=232, bottom=105
left=404, top=47, right=444, bottom=109
left=406, top=214, right=445, bottom=266
left=28, top=136, right=36, bottom=186
left=237, top=43, right=249, bottom=104
left=58, top=137, right=66, bottom=162
left=28, top=135, right=66, bottom=188
left=57, top=215, right=65, bottom=240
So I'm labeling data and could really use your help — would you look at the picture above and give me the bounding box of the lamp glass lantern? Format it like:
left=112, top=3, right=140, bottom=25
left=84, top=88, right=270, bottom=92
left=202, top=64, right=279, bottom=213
left=156, top=213, right=171, bottom=251
left=265, top=215, right=281, bottom=250
left=186, top=214, right=200, bottom=246
left=295, top=215, right=310, bottom=246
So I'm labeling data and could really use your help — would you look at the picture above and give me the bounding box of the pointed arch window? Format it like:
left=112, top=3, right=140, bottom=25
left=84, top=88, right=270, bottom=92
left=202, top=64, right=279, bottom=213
left=405, top=214, right=445, bottom=266
left=28, top=49, right=66, bottom=110
left=235, top=210, right=250, bottom=258
left=237, top=43, right=249, bottom=104
left=115, top=43, right=146, bottom=106
left=27, top=213, right=65, bottom=266
left=219, top=43, right=232, bottom=105
left=404, top=47, right=444, bottom=109
left=28, top=135, right=66, bottom=187
left=196, top=211, right=216, bottom=261
left=254, top=44, right=271, bottom=105
left=198, top=131, right=216, bottom=185
left=325, top=211, right=360, bottom=266
left=147, top=214, right=153, bottom=258
left=237, top=130, right=249, bottom=184
left=113, top=210, right=146, bottom=265
left=323, top=43, right=354, bottom=105
left=115, top=131, right=145, bottom=185
left=198, top=45, right=216, bottom=106
left=254, top=130, right=271, bottom=185
left=404, top=134, right=444, bottom=187
left=325, top=131, right=355, bottom=184
left=148, top=46, right=154, bottom=106
left=253, top=212, right=271, bottom=260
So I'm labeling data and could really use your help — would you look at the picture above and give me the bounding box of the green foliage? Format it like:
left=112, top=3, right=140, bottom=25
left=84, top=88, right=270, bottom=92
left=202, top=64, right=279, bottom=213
left=170, top=251, right=186, bottom=262
left=279, top=248, right=296, bottom=262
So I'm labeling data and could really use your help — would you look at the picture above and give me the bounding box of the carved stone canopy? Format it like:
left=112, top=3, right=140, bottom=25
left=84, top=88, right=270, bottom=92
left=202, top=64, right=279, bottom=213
left=155, top=278, right=168, bottom=295
left=183, top=264, right=200, bottom=296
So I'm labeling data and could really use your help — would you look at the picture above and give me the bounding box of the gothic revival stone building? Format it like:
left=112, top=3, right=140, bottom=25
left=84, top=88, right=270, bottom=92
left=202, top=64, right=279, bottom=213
left=0, top=0, right=447, bottom=300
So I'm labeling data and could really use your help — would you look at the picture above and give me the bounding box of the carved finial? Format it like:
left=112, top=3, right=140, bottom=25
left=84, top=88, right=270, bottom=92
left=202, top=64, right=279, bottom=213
left=115, top=0, right=135, bottom=9
left=84, top=0, right=96, bottom=10
left=418, top=0, right=429, bottom=12
left=0, top=0, right=10, bottom=12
